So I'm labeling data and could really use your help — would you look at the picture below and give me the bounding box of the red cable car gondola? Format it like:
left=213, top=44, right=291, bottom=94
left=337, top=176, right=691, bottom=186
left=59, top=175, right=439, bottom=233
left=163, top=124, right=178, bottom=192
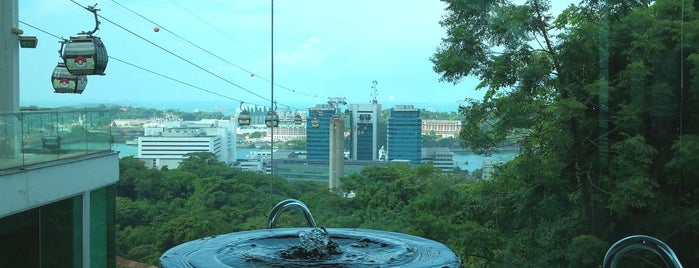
left=51, top=63, right=88, bottom=94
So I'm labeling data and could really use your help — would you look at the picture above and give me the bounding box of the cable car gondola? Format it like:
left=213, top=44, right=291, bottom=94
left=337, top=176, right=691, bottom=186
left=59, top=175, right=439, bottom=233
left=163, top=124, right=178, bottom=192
left=60, top=4, right=108, bottom=76
left=265, top=111, right=279, bottom=128
left=62, top=35, right=108, bottom=75
left=51, top=63, right=88, bottom=94
left=311, top=118, right=319, bottom=128
left=293, top=114, right=303, bottom=125
left=238, top=110, right=251, bottom=126
left=237, top=102, right=251, bottom=126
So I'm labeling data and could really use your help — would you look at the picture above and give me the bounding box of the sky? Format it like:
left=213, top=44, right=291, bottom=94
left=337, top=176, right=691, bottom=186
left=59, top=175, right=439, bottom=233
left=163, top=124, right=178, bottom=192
left=17, top=0, right=485, bottom=113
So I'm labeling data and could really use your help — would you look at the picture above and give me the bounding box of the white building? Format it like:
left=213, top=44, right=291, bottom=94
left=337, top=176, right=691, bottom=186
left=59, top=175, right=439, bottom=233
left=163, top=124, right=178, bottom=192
left=138, top=118, right=236, bottom=169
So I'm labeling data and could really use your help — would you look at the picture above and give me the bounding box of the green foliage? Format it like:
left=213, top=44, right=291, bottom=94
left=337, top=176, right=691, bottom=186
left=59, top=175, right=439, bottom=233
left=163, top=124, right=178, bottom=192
left=432, top=0, right=699, bottom=266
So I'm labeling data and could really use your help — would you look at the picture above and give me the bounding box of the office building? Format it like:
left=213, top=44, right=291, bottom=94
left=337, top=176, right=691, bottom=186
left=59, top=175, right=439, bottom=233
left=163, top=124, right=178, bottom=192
left=306, top=104, right=337, bottom=159
left=138, top=118, right=236, bottom=169
left=387, top=105, right=422, bottom=164
left=348, top=102, right=381, bottom=161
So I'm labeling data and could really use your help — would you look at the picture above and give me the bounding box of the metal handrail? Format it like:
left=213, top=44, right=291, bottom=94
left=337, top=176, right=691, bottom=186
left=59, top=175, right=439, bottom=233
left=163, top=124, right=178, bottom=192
left=266, top=199, right=317, bottom=229
left=603, top=235, right=683, bottom=268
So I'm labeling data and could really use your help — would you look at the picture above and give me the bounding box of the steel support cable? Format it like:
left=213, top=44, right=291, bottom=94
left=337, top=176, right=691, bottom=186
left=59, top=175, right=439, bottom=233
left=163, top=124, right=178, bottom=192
left=68, top=0, right=270, bottom=103
left=113, top=0, right=322, bottom=100
left=109, top=56, right=265, bottom=106
left=18, top=20, right=268, bottom=107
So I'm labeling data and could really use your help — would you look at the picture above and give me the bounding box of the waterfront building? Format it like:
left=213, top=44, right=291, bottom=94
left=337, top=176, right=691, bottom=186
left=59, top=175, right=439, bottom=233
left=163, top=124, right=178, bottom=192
left=387, top=105, right=422, bottom=164
left=422, top=147, right=455, bottom=172
left=306, top=104, right=337, bottom=159
left=348, top=102, right=381, bottom=161
left=422, top=119, right=462, bottom=138
left=138, top=118, right=236, bottom=169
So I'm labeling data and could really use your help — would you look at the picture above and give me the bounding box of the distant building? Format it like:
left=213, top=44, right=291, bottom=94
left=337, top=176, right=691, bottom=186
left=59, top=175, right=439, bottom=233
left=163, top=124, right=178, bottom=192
left=348, top=102, right=381, bottom=161
left=422, top=119, right=462, bottom=138
left=306, top=104, right=337, bottom=159
left=387, top=105, right=422, bottom=164
left=138, top=118, right=236, bottom=169
left=269, top=112, right=306, bottom=141
left=422, top=147, right=455, bottom=172
left=274, top=159, right=378, bottom=184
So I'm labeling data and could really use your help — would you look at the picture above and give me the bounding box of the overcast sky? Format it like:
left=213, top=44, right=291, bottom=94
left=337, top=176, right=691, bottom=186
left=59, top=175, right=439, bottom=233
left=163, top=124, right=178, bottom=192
left=17, top=0, right=488, bottom=112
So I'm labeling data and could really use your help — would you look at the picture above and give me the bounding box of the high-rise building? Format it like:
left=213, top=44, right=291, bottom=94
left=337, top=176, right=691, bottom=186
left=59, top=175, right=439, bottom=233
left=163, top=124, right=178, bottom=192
left=387, top=105, right=422, bottom=164
left=306, top=104, right=337, bottom=159
left=348, top=103, right=381, bottom=161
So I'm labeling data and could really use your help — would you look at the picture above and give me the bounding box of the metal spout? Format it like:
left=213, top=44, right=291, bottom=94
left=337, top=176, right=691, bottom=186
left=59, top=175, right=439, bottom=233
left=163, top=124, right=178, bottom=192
left=603, top=235, right=683, bottom=268
left=266, top=199, right=317, bottom=229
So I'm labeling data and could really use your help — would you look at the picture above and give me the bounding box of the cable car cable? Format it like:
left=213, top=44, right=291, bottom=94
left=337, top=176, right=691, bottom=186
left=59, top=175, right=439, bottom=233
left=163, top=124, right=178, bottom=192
left=68, top=0, right=270, bottom=102
left=168, top=0, right=264, bottom=58
left=109, top=56, right=263, bottom=106
left=111, top=0, right=322, bottom=101
left=19, top=19, right=300, bottom=111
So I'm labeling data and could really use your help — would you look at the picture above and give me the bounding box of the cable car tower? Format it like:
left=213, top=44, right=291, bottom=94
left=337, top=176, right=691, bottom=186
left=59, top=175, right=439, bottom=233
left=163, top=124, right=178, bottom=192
left=51, top=3, right=109, bottom=94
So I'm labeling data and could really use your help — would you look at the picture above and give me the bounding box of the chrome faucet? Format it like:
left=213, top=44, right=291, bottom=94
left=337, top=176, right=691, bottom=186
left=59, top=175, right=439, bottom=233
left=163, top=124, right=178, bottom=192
left=266, top=199, right=318, bottom=229
left=603, top=235, right=683, bottom=268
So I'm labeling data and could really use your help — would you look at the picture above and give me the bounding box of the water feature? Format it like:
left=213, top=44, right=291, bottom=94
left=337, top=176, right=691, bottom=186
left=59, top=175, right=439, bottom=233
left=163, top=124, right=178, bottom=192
left=159, top=199, right=462, bottom=267
left=603, top=235, right=683, bottom=268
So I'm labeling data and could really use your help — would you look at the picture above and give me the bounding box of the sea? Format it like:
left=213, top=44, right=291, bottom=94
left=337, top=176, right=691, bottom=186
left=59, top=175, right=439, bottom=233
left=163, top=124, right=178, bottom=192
left=112, top=143, right=517, bottom=172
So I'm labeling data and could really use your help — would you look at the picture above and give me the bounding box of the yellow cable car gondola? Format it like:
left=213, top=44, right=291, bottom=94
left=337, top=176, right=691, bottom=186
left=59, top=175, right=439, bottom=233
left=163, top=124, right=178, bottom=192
left=51, top=62, right=88, bottom=94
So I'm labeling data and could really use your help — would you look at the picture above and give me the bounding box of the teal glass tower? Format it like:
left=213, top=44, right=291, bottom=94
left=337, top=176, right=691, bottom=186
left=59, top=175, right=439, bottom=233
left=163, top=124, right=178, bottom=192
left=387, top=105, right=422, bottom=164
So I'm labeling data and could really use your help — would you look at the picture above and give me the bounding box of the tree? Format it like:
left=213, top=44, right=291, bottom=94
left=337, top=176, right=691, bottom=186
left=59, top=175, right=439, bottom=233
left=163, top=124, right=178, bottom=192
left=433, top=0, right=699, bottom=266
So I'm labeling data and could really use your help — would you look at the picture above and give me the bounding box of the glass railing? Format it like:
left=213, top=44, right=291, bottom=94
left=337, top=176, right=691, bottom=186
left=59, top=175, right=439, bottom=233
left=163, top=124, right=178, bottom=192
left=0, top=108, right=112, bottom=170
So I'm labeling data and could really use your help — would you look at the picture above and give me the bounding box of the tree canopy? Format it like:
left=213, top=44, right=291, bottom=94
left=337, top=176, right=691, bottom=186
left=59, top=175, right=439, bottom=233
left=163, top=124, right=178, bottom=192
left=432, top=0, right=699, bottom=266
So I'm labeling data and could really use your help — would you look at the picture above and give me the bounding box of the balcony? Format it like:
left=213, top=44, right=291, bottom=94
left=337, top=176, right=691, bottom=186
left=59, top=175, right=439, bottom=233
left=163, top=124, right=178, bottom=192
left=0, top=108, right=112, bottom=171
